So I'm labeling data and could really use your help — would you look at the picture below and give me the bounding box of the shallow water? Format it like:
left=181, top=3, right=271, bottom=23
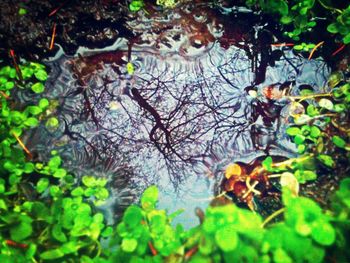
left=20, top=3, right=330, bottom=227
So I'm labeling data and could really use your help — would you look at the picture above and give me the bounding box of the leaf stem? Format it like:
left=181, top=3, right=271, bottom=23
left=261, top=208, right=285, bottom=228
left=317, top=0, right=342, bottom=14
left=288, top=93, right=332, bottom=102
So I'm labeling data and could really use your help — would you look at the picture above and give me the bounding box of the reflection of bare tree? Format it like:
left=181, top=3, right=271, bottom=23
left=19, top=37, right=329, bottom=189
left=48, top=47, right=252, bottom=185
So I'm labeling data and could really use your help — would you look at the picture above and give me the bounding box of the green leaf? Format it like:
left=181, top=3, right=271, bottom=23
left=25, top=244, right=37, bottom=259
left=273, top=248, right=292, bottom=263
left=123, top=205, right=143, bottom=227
left=215, top=225, right=238, bottom=252
left=286, top=127, right=301, bottom=136
left=293, top=45, right=304, bottom=51
left=18, top=7, right=27, bottom=15
left=48, top=156, right=61, bottom=169
left=71, top=187, right=84, bottom=196
left=333, top=104, right=346, bottom=112
left=23, top=162, right=35, bottom=173
left=39, top=98, right=49, bottom=109
left=5, top=81, right=15, bottom=90
left=327, top=23, right=339, bottom=34
left=127, top=62, right=135, bottom=75
left=317, top=154, right=334, bottom=168
left=50, top=185, right=62, bottom=197
left=24, top=117, right=39, bottom=127
left=310, top=126, right=321, bottom=138
left=306, top=105, right=319, bottom=117
left=40, top=249, right=65, bottom=260
left=46, top=117, right=59, bottom=129
left=141, top=185, right=159, bottom=210
left=26, top=106, right=42, bottom=115
left=52, top=224, right=67, bottom=243
left=34, top=69, right=48, bottom=81
left=53, top=168, right=67, bottom=178
left=61, top=241, right=80, bottom=254
left=332, top=135, right=346, bottom=148
left=297, top=144, right=306, bottom=154
left=299, top=7, right=308, bottom=15
left=37, top=178, right=49, bottom=193
left=262, top=156, right=273, bottom=172
left=95, top=188, right=109, bottom=200
left=82, top=176, right=96, bottom=187
left=311, top=222, right=335, bottom=246
left=31, top=82, right=45, bottom=93
left=129, top=0, right=144, bottom=12
left=303, top=170, right=317, bottom=181
left=294, top=134, right=305, bottom=145
left=281, top=16, right=293, bottom=24
left=10, top=219, right=33, bottom=241
left=122, top=238, right=138, bottom=252
left=101, top=226, right=114, bottom=237
left=343, top=32, right=350, bottom=44
left=307, top=21, right=316, bottom=27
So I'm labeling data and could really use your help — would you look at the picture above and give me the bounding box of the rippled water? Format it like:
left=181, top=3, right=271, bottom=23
left=20, top=3, right=330, bottom=227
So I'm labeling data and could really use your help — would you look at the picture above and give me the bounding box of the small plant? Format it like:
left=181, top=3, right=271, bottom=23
left=0, top=62, right=113, bottom=262
left=327, top=5, right=350, bottom=44
left=246, top=1, right=350, bottom=44
left=107, top=180, right=348, bottom=262
left=156, top=0, right=178, bottom=9
left=129, top=0, right=144, bottom=12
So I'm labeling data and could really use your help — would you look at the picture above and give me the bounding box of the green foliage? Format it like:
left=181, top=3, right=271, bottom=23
left=293, top=42, right=315, bottom=52
left=0, top=62, right=112, bottom=262
left=1, top=61, right=349, bottom=262
left=327, top=5, right=350, bottom=44
left=129, top=0, right=144, bottom=12
left=18, top=8, right=27, bottom=16
left=106, top=182, right=349, bottom=262
left=156, top=0, right=178, bottom=8
left=246, top=1, right=350, bottom=44
left=279, top=73, right=350, bottom=183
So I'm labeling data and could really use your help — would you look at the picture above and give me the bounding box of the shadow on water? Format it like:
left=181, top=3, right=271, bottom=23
left=18, top=2, right=330, bottom=227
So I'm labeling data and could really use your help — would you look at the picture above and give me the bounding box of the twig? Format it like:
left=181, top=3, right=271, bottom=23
left=287, top=92, right=332, bottom=102
left=12, top=132, right=32, bottom=158
left=317, top=0, right=342, bottom=14
left=261, top=208, right=285, bottom=228
left=148, top=241, right=157, bottom=256
left=49, top=23, right=57, bottom=50
left=184, top=246, right=198, bottom=261
left=48, top=0, right=69, bottom=17
left=9, top=49, right=23, bottom=82
left=331, top=44, right=346, bottom=56
left=271, top=43, right=294, bottom=47
left=308, top=41, right=324, bottom=60
left=0, top=91, right=9, bottom=99
left=243, top=177, right=260, bottom=199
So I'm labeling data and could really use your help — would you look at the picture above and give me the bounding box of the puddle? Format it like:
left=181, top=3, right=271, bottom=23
left=18, top=3, right=330, bottom=227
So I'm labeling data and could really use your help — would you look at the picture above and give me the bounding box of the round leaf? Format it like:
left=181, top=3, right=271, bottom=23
left=31, top=82, right=45, bottom=93
left=215, top=225, right=238, bottom=252
left=34, top=69, right=48, bottom=81
left=121, top=238, right=138, bottom=252
left=311, top=222, right=335, bottom=246
left=286, top=127, right=301, bottom=136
